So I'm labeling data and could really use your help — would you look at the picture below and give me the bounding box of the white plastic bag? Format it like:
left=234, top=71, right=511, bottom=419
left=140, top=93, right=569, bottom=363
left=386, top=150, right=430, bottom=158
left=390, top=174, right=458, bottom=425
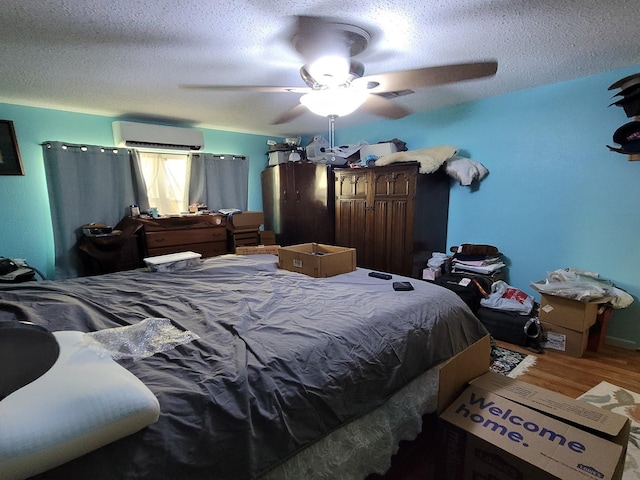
left=531, top=268, right=633, bottom=308
left=480, top=280, right=534, bottom=315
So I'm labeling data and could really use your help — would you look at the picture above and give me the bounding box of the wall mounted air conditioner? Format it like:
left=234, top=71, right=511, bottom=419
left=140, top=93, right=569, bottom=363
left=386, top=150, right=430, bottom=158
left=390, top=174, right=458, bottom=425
left=112, top=121, right=205, bottom=151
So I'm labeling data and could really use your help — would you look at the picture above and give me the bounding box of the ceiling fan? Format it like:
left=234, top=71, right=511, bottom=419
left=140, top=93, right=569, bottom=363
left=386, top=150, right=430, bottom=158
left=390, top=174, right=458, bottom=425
left=182, top=16, right=498, bottom=125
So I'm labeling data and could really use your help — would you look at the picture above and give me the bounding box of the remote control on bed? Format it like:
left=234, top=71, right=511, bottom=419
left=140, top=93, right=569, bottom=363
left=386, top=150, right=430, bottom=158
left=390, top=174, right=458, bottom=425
left=368, top=271, right=392, bottom=280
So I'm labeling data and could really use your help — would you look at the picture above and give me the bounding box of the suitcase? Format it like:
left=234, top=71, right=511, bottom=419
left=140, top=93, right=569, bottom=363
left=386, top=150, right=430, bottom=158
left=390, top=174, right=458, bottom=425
left=476, top=305, right=544, bottom=353
left=433, top=273, right=492, bottom=313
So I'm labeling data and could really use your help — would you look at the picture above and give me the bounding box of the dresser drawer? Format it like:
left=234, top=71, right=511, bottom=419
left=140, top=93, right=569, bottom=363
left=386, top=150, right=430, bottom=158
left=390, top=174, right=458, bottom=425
left=146, top=241, right=227, bottom=258
left=142, top=215, right=227, bottom=232
left=145, top=227, right=226, bottom=249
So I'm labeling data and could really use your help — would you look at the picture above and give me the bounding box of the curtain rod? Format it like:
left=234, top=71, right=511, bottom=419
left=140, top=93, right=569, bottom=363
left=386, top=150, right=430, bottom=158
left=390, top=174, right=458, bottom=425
left=41, top=142, right=122, bottom=154
left=42, top=143, right=246, bottom=160
left=190, top=153, right=247, bottom=160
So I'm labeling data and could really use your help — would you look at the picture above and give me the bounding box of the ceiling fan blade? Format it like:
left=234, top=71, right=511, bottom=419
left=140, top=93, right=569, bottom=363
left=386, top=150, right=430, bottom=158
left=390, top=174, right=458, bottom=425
left=271, top=103, right=309, bottom=125
left=354, top=61, right=498, bottom=94
left=360, top=94, right=412, bottom=119
left=180, top=85, right=311, bottom=94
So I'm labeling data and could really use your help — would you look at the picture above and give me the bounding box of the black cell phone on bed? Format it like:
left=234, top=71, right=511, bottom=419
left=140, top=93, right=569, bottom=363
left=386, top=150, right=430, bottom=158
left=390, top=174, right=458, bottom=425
left=393, top=281, right=414, bottom=291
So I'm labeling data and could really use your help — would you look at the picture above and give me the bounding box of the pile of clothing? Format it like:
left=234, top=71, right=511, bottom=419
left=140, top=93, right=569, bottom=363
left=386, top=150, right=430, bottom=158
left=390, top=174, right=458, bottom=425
left=450, top=244, right=505, bottom=277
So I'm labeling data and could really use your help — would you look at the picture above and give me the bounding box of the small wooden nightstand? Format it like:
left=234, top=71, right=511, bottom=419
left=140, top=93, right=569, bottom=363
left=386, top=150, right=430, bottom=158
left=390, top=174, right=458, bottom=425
left=78, top=218, right=144, bottom=275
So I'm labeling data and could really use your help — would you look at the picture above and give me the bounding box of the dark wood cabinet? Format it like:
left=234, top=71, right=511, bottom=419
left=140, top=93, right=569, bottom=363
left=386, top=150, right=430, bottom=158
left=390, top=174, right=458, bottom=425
left=78, top=217, right=145, bottom=275
left=334, top=163, right=449, bottom=277
left=261, top=162, right=335, bottom=246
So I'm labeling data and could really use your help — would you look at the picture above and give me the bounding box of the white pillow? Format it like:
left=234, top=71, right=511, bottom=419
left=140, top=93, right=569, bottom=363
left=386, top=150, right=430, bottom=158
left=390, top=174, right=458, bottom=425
left=444, top=155, right=489, bottom=185
left=0, top=331, right=160, bottom=480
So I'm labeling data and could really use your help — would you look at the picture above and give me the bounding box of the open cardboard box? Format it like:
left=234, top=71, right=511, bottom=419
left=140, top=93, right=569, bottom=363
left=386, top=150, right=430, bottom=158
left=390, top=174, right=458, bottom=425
left=532, top=281, right=613, bottom=332
left=538, top=292, right=607, bottom=331
left=437, top=335, right=630, bottom=479
left=277, top=243, right=356, bottom=278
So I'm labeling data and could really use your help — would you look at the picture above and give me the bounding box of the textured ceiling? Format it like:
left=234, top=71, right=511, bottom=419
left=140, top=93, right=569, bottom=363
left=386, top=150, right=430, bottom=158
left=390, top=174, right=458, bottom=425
left=0, top=0, right=639, bottom=138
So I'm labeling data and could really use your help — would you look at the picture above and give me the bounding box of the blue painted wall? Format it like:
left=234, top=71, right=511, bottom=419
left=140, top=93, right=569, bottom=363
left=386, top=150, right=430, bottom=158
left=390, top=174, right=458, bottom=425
left=0, top=103, right=272, bottom=280
left=1, top=64, right=639, bottom=348
left=339, top=65, right=640, bottom=349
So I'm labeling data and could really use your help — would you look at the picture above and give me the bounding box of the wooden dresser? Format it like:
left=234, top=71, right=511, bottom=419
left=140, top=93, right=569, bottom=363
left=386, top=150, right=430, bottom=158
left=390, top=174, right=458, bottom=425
left=140, top=215, right=228, bottom=258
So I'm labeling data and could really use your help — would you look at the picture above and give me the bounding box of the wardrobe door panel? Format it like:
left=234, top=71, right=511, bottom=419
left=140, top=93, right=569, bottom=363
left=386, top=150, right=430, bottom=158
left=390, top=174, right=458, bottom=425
left=291, top=163, right=334, bottom=245
left=368, top=166, right=416, bottom=275
left=262, top=163, right=335, bottom=247
left=261, top=165, right=289, bottom=246
left=335, top=196, right=368, bottom=266
left=370, top=198, right=413, bottom=275
left=334, top=169, right=369, bottom=266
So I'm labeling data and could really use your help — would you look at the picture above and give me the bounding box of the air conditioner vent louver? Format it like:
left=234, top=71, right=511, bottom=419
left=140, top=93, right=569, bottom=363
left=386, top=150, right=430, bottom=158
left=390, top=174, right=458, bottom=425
left=123, top=141, right=201, bottom=151
left=112, top=121, right=204, bottom=151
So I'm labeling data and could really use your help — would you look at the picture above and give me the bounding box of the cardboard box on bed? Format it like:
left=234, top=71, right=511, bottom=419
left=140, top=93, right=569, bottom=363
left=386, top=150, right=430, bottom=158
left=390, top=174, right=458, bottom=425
left=436, top=355, right=630, bottom=480
left=235, top=245, right=280, bottom=255
left=277, top=243, right=356, bottom=277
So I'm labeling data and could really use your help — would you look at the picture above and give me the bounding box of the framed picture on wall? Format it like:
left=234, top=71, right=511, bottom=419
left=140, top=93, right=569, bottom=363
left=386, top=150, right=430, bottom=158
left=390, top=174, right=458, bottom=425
left=0, top=120, right=24, bottom=175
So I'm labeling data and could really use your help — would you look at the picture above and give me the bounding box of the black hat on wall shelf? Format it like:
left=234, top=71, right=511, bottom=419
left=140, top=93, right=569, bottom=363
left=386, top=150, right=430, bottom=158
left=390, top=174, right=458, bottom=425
left=608, top=72, right=640, bottom=91
left=606, top=121, right=640, bottom=155
left=613, top=82, right=640, bottom=98
left=609, top=89, right=640, bottom=117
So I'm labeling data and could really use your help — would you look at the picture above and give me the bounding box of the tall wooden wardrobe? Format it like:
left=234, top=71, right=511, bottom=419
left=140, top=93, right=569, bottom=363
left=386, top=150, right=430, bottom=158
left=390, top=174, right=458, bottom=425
left=261, top=162, right=335, bottom=246
left=334, top=163, right=450, bottom=277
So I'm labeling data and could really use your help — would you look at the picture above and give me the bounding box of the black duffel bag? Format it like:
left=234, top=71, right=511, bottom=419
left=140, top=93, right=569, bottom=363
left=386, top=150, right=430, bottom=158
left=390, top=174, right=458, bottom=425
left=476, top=305, right=545, bottom=353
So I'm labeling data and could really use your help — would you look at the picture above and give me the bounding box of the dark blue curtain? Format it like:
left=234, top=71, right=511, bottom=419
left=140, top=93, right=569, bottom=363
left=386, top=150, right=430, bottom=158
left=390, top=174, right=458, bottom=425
left=188, top=153, right=249, bottom=212
left=43, top=142, right=148, bottom=279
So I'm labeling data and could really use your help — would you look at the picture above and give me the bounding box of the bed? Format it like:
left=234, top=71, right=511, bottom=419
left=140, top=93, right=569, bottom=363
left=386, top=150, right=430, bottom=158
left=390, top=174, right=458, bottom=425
left=0, top=253, right=488, bottom=480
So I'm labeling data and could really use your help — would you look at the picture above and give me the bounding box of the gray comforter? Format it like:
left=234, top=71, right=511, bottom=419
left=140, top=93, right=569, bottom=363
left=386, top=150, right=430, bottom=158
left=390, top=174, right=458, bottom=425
left=0, top=254, right=487, bottom=479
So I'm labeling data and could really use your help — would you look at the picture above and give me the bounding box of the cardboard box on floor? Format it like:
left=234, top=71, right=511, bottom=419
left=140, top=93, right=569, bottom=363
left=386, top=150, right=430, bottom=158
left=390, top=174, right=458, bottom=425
left=541, top=320, right=590, bottom=357
left=277, top=243, right=356, bottom=278
left=437, top=335, right=630, bottom=480
left=534, top=289, right=613, bottom=357
left=532, top=283, right=613, bottom=332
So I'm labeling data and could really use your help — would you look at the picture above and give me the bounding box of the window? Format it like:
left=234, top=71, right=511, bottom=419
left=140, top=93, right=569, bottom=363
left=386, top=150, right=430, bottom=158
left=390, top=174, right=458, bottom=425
left=137, top=151, right=190, bottom=215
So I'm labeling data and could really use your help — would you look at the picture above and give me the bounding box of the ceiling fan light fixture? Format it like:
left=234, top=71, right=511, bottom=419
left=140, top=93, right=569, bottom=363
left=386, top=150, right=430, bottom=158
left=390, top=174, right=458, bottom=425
left=300, top=88, right=368, bottom=118
left=308, top=55, right=350, bottom=86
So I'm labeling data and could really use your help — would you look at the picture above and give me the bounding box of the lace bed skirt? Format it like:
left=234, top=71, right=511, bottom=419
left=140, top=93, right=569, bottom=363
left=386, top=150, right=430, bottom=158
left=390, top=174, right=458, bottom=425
left=263, top=363, right=441, bottom=479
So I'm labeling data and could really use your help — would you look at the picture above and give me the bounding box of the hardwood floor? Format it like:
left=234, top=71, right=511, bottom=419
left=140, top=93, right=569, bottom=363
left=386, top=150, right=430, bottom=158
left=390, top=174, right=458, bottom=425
left=496, top=339, right=640, bottom=397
